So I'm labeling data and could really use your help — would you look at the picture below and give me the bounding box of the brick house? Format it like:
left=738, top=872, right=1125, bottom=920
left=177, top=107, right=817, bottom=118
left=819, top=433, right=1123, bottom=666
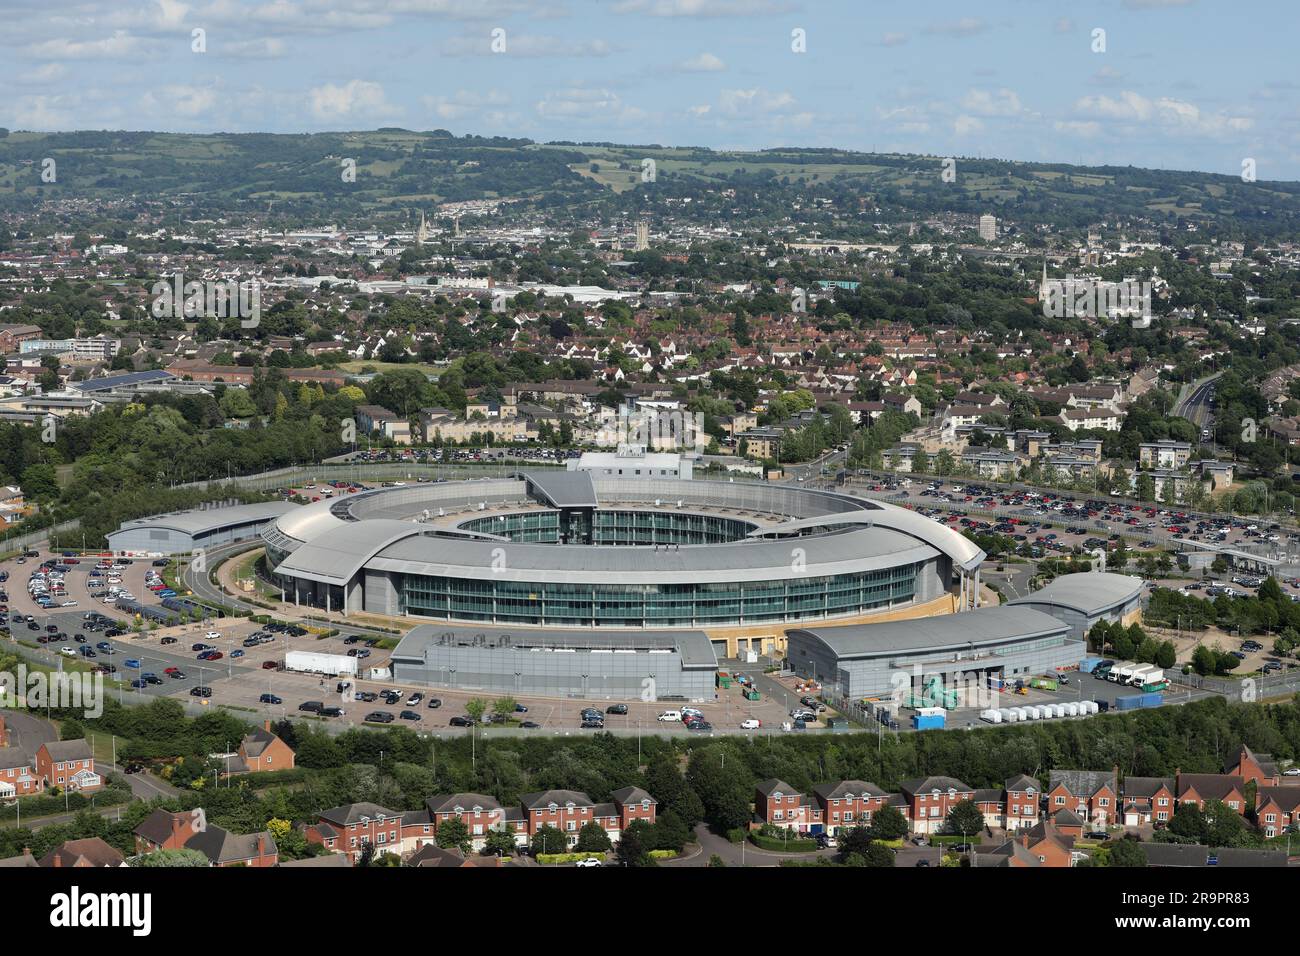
left=1004, top=774, right=1042, bottom=831
left=1121, top=776, right=1175, bottom=827
left=517, top=788, right=647, bottom=849
left=186, top=827, right=278, bottom=867
left=972, top=788, right=1006, bottom=829
left=1047, top=770, right=1118, bottom=827
left=974, top=820, right=1076, bottom=868
left=1226, top=745, right=1283, bottom=788
left=900, top=776, right=976, bottom=835
left=0, top=748, right=39, bottom=797
left=227, top=722, right=295, bottom=774
left=38, top=838, right=125, bottom=868
left=1255, top=787, right=1300, bottom=838
left=610, top=786, right=658, bottom=833
left=812, top=780, right=888, bottom=834
left=134, top=809, right=205, bottom=855
left=424, top=793, right=505, bottom=851
left=34, top=739, right=101, bottom=793
left=1017, top=820, right=1078, bottom=867
left=306, top=802, right=404, bottom=861
left=755, top=779, right=823, bottom=833
left=133, top=808, right=277, bottom=866
left=1176, top=773, right=1247, bottom=815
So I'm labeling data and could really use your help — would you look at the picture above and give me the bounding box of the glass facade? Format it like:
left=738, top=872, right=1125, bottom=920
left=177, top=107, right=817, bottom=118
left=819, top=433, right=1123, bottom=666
left=459, top=509, right=756, bottom=546
left=399, top=561, right=922, bottom=627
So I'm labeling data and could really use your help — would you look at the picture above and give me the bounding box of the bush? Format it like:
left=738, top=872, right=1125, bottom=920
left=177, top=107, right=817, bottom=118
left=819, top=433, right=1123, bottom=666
left=536, top=851, right=605, bottom=864
left=750, top=832, right=818, bottom=852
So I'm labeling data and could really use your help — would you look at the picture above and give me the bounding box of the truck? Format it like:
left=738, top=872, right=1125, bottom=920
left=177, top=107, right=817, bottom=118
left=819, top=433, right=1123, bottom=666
left=284, top=650, right=358, bottom=678
left=1109, top=661, right=1139, bottom=684
left=1127, top=664, right=1161, bottom=687
left=1092, top=660, right=1116, bottom=681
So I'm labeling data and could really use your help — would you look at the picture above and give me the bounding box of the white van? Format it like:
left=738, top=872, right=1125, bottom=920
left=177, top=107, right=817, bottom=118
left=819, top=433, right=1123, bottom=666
left=657, top=710, right=682, bottom=722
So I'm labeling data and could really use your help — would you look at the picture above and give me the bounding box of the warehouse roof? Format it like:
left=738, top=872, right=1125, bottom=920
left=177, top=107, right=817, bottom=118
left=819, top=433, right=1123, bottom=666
left=110, top=501, right=299, bottom=539
left=788, top=605, right=1070, bottom=659
left=393, top=623, right=718, bottom=669
left=1008, top=572, right=1144, bottom=615
left=73, top=370, right=175, bottom=392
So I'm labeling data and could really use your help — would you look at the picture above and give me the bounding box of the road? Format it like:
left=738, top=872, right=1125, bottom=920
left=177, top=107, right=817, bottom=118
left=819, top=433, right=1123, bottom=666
left=1173, top=371, right=1222, bottom=450
left=660, top=823, right=840, bottom=867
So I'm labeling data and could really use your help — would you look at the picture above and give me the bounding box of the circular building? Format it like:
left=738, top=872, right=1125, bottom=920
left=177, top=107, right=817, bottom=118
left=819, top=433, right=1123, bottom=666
left=261, top=471, right=985, bottom=662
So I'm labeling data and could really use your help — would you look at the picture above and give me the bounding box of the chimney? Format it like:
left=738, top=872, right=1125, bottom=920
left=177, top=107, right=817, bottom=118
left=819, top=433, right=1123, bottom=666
left=264, top=720, right=272, bottom=734
left=51, top=851, right=62, bottom=868
left=172, top=812, right=184, bottom=842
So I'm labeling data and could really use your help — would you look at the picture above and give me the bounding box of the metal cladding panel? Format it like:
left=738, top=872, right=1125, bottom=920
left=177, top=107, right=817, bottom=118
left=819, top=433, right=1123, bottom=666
left=363, top=570, right=399, bottom=616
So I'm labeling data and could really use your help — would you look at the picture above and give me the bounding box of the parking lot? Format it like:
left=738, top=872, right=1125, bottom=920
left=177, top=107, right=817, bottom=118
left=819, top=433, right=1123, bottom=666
left=1, top=546, right=795, bottom=735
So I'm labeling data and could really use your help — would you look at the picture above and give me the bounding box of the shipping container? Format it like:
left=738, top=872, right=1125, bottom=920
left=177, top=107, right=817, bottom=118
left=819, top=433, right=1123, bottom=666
left=1079, top=657, right=1104, bottom=674
left=912, top=713, right=946, bottom=731
left=1029, top=677, right=1059, bottom=692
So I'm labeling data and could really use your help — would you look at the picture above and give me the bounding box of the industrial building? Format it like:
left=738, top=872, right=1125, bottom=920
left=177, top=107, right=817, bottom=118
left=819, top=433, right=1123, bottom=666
left=785, top=605, right=1084, bottom=700
left=261, top=472, right=986, bottom=660
left=107, top=501, right=300, bottom=555
left=391, top=624, right=718, bottom=700
left=1007, top=571, right=1145, bottom=640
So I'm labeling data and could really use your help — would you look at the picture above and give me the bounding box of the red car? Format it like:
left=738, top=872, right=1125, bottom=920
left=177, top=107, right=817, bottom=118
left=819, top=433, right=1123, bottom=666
left=262, top=660, right=279, bottom=670
left=163, top=667, right=180, bottom=674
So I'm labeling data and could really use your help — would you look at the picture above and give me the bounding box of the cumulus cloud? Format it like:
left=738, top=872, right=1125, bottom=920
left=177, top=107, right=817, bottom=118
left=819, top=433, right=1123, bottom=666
left=535, top=88, right=645, bottom=124
left=961, top=88, right=1023, bottom=117
left=1073, top=90, right=1252, bottom=136
left=308, top=79, right=399, bottom=122
left=675, top=52, right=725, bottom=72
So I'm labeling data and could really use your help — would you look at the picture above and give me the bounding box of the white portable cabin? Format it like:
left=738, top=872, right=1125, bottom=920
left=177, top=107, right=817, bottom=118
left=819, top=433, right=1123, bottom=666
left=980, top=709, right=1002, bottom=724
left=1063, top=702, right=1079, bottom=717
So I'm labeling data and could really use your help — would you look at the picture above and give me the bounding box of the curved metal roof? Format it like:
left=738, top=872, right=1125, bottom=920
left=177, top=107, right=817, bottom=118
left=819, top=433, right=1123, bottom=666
left=1007, top=572, right=1144, bottom=616
left=750, top=498, right=985, bottom=571
left=111, top=501, right=299, bottom=539
left=788, top=605, right=1070, bottom=659
left=263, top=477, right=983, bottom=586
left=365, top=526, right=938, bottom=585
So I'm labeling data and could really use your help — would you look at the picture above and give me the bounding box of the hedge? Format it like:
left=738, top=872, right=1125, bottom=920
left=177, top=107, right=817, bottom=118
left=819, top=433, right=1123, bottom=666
left=537, top=851, right=606, bottom=864
left=750, top=833, right=818, bottom=852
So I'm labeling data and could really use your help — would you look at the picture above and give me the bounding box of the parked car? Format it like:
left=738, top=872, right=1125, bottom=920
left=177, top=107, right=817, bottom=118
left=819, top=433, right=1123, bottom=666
left=189, top=686, right=212, bottom=698
left=657, top=711, right=682, bottom=722
left=399, top=710, right=422, bottom=722
left=448, top=716, right=474, bottom=727
left=426, top=697, right=442, bottom=709
left=574, top=858, right=601, bottom=868
left=298, top=700, right=324, bottom=712
left=605, top=703, right=627, bottom=715
left=740, top=718, right=761, bottom=730
left=366, top=711, right=394, bottom=723
left=259, top=694, right=283, bottom=704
